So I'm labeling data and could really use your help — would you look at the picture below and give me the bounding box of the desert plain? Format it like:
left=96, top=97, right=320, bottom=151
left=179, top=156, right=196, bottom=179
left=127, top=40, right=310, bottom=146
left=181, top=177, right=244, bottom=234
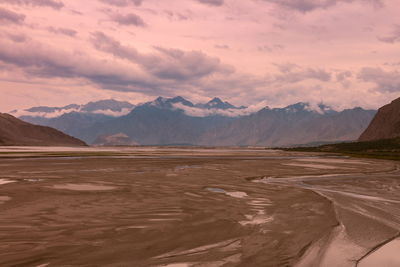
left=0, top=147, right=399, bottom=267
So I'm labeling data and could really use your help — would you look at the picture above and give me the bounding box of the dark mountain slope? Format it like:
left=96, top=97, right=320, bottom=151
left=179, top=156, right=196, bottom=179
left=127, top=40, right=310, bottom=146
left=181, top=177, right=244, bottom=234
left=0, top=113, right=86, bottom=146
left=21, top=112, right=115, bottom=140
left=359, top=97, right=400, bottom=141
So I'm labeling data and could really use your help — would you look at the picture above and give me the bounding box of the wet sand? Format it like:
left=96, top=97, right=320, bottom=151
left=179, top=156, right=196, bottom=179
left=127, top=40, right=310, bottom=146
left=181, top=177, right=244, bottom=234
left=0, top=147, right=399, bottom=266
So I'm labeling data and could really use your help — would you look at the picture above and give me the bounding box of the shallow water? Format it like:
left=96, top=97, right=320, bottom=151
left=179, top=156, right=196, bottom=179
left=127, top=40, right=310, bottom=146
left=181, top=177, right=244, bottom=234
left=159, top=263, right=192, bottom=267
left=116, top=225, right=148, bottom=231
left=0, top=148, right=398, bottom=266
left=0, top=196, right=11, bottom=204
left=358, top=239, right=400, bottom=267
left=225, top=191, right=248, bottom=198
left=206, top=187, right=248, bottom=198
left=239, top=210, right=273, bottom=226
left=206, top=187, right=226, bottom=193
left=51, top=183, right=116, bottom=191
left=295, top=158, right=370, bottom=165
left=283, top=163, right=340, bottom=169
left=0, top=179, right=15, bottom=185
left=0, top=146, right=277, bottom=154
left=155, top=239, right=240, bottom=259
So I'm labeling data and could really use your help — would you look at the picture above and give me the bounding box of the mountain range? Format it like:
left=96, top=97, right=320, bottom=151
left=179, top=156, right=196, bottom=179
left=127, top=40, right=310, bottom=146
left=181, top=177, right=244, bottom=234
left=14, top=97, right=377, bottom=147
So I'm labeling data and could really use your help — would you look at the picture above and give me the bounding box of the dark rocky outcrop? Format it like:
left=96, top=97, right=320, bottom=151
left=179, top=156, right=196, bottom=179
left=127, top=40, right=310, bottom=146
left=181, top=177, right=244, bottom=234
left=359, top=97, right=400, bottom=141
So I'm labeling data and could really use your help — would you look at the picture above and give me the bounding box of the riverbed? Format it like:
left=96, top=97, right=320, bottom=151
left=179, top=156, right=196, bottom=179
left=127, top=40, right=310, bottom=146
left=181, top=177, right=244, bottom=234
left=0, top=147, right=399, bottom=266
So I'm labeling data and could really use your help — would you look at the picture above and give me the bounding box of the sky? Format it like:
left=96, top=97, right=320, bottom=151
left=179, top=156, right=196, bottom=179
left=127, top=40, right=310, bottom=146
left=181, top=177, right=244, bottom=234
left=0, top=0, right=399, bottom=112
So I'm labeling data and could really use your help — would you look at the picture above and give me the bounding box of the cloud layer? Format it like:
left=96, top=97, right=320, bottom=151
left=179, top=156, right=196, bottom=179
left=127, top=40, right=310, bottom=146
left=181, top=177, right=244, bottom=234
left=0, top=0, right=399, bottom=112
left=0, top=0, right=64, bottom=9
left=0, top=7, right=25, bottom=24
left=263, top=0, right=384, bottom=12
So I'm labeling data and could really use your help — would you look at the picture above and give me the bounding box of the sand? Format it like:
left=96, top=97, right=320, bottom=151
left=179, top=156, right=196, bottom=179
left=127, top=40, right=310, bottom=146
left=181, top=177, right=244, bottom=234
left=0, top=147, right=399, bottom=266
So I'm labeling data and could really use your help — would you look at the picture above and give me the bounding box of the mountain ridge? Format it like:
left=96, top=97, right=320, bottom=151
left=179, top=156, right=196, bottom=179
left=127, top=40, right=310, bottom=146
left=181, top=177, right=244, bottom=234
left=13, top=97, right=376, bottom=147
left=11, top=99, right=136, bottom=118
left=0, top=113, right=87, bottom=146
left=359, top=97, right=400, bottom=141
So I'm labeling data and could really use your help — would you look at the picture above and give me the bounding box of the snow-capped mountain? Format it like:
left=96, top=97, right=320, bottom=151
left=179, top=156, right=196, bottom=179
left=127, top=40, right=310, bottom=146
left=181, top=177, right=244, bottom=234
left=11, top=99, right=135, bottom=118
left=196, top=97, right=245, bottom=110
left=14, top=96, right=376, bottom=147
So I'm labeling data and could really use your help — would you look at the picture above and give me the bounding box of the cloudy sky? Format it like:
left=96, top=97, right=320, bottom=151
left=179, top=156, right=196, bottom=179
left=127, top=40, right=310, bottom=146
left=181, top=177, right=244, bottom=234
left=0, top=0, right=399, bottom=112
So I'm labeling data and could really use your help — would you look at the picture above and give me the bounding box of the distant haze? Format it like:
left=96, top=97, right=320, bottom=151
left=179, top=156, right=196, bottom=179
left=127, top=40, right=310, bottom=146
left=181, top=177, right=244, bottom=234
left=0, top=0, right=399, bottom=111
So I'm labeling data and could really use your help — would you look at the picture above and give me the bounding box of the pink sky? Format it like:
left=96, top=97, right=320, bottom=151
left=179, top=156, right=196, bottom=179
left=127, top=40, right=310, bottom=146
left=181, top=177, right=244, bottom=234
left=0, top=0, right=399, bottom=112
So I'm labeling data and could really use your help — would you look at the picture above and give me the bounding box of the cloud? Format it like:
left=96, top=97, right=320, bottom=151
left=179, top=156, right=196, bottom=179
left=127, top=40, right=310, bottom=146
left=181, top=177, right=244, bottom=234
left=384, top=62, right=400, bottom=66
left=0, top=7, right=25, bottom=24
left=336, top=70, right=352, bottom=81
left=90, top=108, right=133, bottom=116
left=11, top=106, right=132, bottom=118
left=0, top=38, right=159, bottom=93
left=6, top=33, right=28, bottom=43
left=91, top=31, right=234, bottom=81
left=47, top=27, right=77, bottom=37
left=99, top=0, right=143, bottom=7
left=196, top=0, right=224, bottom=6
left=214, top=44, right=230, bottom=49
left=170, top=100, right=336, bottom=117
left=377, top=24, right=400, bottom=43
left=172, top=102, right=267, bottom=117
left=262, top=0, right=383, bottom=13
left=151, top=47, right=234, bottom=80
left=11, top=107, right=81, bottom=118
left=110, top=12, right=146, bottom=27
left=274, top=64, right=331, bottom=83
left=258, top=44, right=285, bottom=53
left=0, top=33, right=237, bottom=101
left=91, top=31, right=139, bottom=59
left=358, top=67, right=400, bottom=92
left=335, top=70, right=353, bottom=88
left=164, top=10, right=191, bottom=21
left=0, top=0, right=64, bottom=9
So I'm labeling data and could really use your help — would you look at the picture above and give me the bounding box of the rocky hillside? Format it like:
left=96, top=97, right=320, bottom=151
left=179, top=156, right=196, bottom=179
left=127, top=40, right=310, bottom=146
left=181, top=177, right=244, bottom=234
left=0, top=113, right=87, bottom=146
left=359, top=97, right=400, bottom=141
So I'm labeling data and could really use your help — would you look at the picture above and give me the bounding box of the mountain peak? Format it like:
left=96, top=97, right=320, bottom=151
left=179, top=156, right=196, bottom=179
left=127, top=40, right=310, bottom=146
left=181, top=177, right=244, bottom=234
left=171, top=96, right=186, bottom=102
left=198, top=97, right=240, bottom=110
left=169, top=96, right=194, bottom=107
left=207, top=97, right=228, bottom=106
left=285, top=102, right=309, bottom=112
left=209, top=97, right=223, bottom=103
left=283, top=102, right=336, bottom=114
left=82, top=99, right=134, bottom=112
left=150, top=96, right=194, bottom=108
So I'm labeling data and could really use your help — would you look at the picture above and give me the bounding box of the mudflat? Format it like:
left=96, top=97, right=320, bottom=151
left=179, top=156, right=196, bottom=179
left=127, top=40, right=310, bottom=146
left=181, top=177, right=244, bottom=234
left=0, top=147, right=399, bottom=266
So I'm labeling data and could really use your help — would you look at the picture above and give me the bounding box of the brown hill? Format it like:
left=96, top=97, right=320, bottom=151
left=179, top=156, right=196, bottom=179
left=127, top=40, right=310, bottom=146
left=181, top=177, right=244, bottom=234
left=359, top=97, right=400, bottom=141
left=0, top=113, right=87, bottom=146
